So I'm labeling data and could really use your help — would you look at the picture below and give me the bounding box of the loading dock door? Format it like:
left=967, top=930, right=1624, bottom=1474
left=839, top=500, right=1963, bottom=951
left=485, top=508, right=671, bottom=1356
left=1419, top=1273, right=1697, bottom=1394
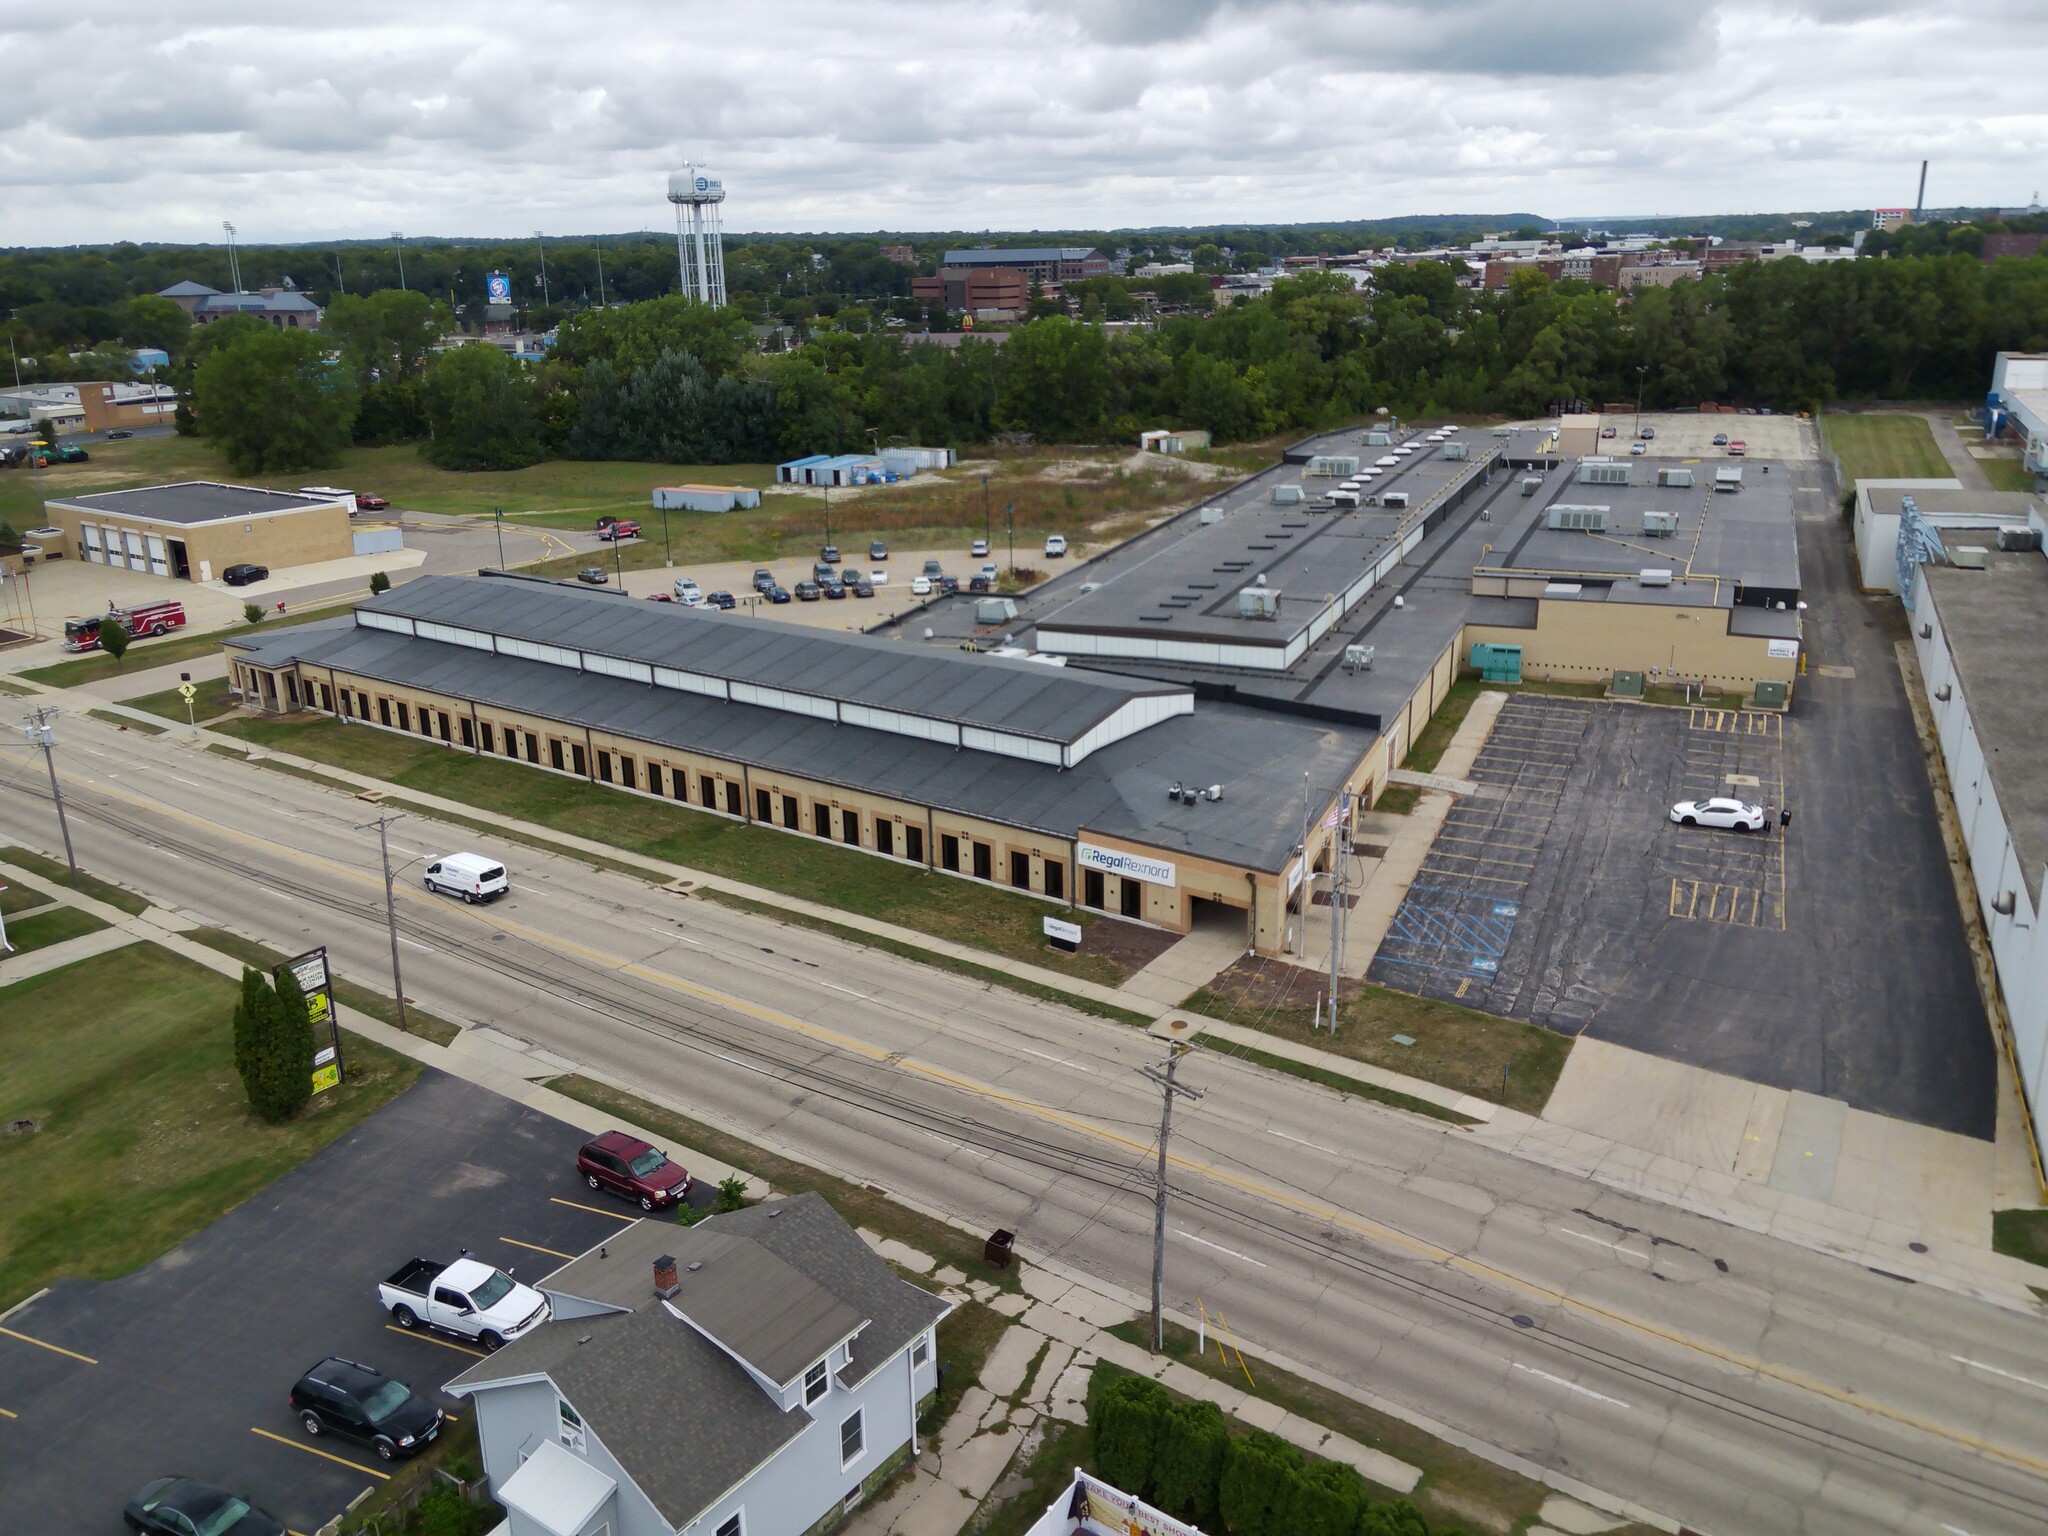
left=146, top=534, right=169, bottom=577
left=123, top=530, right=148, bottom=571
left=81, top=525, right=103, bottom=563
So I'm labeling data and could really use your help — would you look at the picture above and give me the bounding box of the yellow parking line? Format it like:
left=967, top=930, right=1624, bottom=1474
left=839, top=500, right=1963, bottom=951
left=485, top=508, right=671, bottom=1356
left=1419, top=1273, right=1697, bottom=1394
left=0, top=1326, right=95, bottom=1365
left=502, top=1236, right=574, bottom=1260
left=550, top=1196, right=637, bottom=1222
left=385, top=1325, right=486, bottom=1357
left=0, top=1405, right=17, bottom=1419
left=250, top=1426, right=390, bottom=1480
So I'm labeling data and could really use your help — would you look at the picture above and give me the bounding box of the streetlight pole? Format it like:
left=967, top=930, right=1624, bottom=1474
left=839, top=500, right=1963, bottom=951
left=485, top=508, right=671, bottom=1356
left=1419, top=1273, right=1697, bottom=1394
left=222, top=221, right=241, bottom=293
left=358, top=812, right=410, bottom=1032
left=982, top=473, right=991, bottom=548
left=595, top=237, right=607, bottom=307
left=1005, top=501, right=1015, bottom=574
left=1634, top=364, right=1647, bottom=439
left=536, top=232, right=550, bottom=309
left=393, top=232, right=408, bottom=291
left=493, top=507, right=505, bottom=569
left=24, top=707, right=77, bottom=875
left=661, top=507, right=672, bottom=569
left=1139, top=1043, right=1202, bottom=1352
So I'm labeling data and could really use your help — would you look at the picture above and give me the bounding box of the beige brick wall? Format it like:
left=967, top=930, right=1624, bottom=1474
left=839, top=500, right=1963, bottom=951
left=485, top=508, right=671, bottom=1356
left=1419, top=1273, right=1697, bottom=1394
left=44, top=501, right=352, bottom=579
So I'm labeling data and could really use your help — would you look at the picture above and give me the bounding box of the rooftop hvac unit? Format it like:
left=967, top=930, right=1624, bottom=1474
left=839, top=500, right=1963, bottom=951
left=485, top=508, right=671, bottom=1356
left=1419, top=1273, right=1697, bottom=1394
left=1657, top=467, right=1695, bottom=488
left=1366, top=430, right=1392, bottom=445
left=1639, top=568, right=1673, bottom=587
left=1579, top=462, right=1631, bottom=485
left=1272, top=484, right=1305, bottom=505
left=1547, top=505, right=1610, bottom=531
left=1715, top=468, right=1744, bottom=492
left=1305, top=454, right=1361, bottom=477
left=1520, top=476, right=1544, bottom=496
left=1950, top=545, right=1990, bottom=569
left=1237, top=586, right=1282, bottom=619
left=1382, top=491, right=1410, bottom=509
left=1342, top=644, right=1375, bottom=672
left=1997, top=525, right=2041, bottom=551
left=1199, top=505, right=1226, bottom=524
left=1442, top=442, right=1470, bottom=460
left=1641, top=510, right=1680, bottom=537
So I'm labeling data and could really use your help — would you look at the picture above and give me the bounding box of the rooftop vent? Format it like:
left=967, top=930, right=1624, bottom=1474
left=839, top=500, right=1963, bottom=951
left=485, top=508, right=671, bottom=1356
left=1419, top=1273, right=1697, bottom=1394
left=1238, top=586, right=1281, bottom=620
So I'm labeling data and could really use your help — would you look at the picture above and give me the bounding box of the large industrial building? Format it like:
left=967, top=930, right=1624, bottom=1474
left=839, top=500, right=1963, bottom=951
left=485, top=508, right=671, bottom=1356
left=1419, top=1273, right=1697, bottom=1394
left=223, top=422, right=1805, bottom=957
left=42, top=482, right=355, bottom=583
left=1987, top=352, right=2048, bottom=493
left=939, top=247, right=1108, bottom=285
left=1908, top=517, right=2048, bottom=1175
left=157, top=280, right=323, bottom=330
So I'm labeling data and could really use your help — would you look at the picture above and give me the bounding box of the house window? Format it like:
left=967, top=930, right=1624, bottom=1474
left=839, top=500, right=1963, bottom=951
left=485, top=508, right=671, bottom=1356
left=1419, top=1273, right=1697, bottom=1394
left=912, top=1334, right=930, bottom=1368
left=839, top=1408, right=865, bottom=1467
left=558, top=1396, right=586, bottom=1454
left=717, top=1516, right=742, bottom=1536
left=805, top=1359, right=829, bottom=1405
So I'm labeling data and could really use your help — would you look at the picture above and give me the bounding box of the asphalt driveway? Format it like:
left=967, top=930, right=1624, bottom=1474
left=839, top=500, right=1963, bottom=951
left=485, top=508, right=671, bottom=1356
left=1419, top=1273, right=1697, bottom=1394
left=0, top=1071, right=707, bottom=1535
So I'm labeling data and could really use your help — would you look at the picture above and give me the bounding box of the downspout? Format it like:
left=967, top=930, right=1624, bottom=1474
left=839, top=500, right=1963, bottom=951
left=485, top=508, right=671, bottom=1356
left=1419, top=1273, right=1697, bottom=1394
left=908, top=1336, right=921, bottom=1457
left=926, top=805, right=936, bottom=871
left=583, top=724, right=596, bottom=782
left=468, top=698, right=481, bottom=754
left=741, top=763, right=753, bottom=822
left=1245, top=872, right=1258, bottom=952
left=1071, top=835, right=1082, bottom=909
left=327, top=665, right=344, bottom=723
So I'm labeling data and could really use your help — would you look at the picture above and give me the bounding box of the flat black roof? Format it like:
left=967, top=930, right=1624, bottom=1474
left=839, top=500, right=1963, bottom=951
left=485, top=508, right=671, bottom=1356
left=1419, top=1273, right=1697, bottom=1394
left=49, top=481, right=338, bottom=525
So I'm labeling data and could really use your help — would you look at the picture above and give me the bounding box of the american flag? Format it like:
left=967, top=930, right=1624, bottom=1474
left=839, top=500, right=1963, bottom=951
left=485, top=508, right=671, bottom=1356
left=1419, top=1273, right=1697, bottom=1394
left=1321, top=801, right=1351, bottom=829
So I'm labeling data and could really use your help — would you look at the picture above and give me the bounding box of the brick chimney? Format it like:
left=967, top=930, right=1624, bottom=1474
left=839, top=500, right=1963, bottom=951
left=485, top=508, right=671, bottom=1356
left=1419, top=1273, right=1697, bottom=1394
left=653, top=1254, right=679, bottom=1300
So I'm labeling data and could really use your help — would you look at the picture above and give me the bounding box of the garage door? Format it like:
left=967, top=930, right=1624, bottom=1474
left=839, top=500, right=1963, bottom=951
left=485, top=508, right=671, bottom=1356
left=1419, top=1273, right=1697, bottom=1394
left=123, top=530, right=148, bottom=571
left=81, top=524, right=103, bottom=563
left=146, top=534, right=169, bottom=577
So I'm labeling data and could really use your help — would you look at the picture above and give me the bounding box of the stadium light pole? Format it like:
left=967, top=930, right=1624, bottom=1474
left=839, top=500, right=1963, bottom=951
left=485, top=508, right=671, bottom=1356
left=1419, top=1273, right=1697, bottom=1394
left=393, top=232, right=408, bottom=291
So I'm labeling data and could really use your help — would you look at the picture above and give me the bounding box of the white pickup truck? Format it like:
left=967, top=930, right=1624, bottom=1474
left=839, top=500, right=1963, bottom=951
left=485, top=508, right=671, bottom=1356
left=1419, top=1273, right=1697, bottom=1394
left=379, top=1255, right=550, bottom=1351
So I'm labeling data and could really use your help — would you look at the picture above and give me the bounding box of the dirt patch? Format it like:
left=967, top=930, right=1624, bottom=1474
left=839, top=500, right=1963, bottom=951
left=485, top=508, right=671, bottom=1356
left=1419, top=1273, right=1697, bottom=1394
left=1077, top=915, right=1181, bottom=975
left=1205, top=953, right=1361, bottom=1011
left=1120, top=449, right=1237, bottom=480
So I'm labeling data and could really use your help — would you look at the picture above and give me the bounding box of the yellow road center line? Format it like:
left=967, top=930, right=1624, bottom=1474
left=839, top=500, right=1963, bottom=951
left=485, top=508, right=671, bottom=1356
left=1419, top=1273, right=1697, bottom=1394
left=65, top=761, right=2048, bottom=1476
left=0, top=1326, right=96, bottom=1364
left=250, top=1425, right=390, bottom=1479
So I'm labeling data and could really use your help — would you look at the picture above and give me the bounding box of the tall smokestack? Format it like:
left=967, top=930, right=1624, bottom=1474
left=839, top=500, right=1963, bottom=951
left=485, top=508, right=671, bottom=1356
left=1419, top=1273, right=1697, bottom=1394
left=1915, top=160, right=1928, bottom=218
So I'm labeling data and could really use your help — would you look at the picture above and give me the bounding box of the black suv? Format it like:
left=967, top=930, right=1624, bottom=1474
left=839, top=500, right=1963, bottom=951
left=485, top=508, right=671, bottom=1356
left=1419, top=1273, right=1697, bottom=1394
left=289, top=1357, right=442, bottom=1461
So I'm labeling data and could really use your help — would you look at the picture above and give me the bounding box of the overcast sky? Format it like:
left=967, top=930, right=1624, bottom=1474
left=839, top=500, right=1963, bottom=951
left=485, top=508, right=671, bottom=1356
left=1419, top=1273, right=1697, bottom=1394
left=4, top=0, right=2044, bottom=247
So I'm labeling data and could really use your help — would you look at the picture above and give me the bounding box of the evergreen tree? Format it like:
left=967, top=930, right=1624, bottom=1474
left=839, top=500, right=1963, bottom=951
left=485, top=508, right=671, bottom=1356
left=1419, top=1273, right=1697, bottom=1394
left=237, top=965, right=316, bottom=1124
left=96, top=617, right=130, bottom=668
left=1219, top=1428, right=1302, bottom=1536
left=1276, top=1460, right=1370, bottom=1536
left=1357, top=1499, right=1430, bottom=1536
left=1150, top=1399, right=1229, bottom=1526
left=232, top=966, right=269, bottom=1100
left=1089, top=1374, right=1172, bottom=1497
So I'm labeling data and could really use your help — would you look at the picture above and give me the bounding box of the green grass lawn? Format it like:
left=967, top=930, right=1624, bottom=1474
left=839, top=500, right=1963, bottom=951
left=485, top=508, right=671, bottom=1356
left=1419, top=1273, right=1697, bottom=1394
left=1, top=881, right=49, bottom=916
left=86, top=708, right=165, bottom=735
left=19, top=601, right=352, bottom=689
left=124, top=676, right=240, bottom=725
left=1821, top=412, right=1952, bottom=483
left=1188, top=959, right=1570, bottom=1113
left=0, top=943, right=422, bottom=1309
left=1992, top=1208, right=2048, bottom=1268
left=2, top=904, right=110, bottom=956
left=209, top=712, right=1134, bottom=983
left=1980, top=457, right=2038, bottom=493
left=0, top=846, right=151, bottom=915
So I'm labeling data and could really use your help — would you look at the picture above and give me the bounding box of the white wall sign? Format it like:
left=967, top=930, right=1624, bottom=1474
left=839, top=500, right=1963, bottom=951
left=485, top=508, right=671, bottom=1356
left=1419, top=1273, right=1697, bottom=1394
left=1766, top=639, right=1800, bottom=660
left=1286, top=858, right=1305, bottom=897
left=1076, top=842, right=1177, bottom=888
left=1043, top=916, right=1082, bottom=947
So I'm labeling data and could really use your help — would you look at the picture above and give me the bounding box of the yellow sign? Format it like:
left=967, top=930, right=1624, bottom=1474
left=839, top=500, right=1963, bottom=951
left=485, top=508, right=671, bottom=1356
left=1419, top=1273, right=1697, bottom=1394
left=311, top=1063, right=341, bottom=1094
left=306, top=991, right=331, bottom=1029
left=177, top=683, right=197, bottom=701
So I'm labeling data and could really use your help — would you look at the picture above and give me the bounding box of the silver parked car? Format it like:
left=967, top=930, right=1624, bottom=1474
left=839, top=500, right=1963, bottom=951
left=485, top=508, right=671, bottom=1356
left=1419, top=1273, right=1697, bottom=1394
left=1670, top=797, right=1765, bottom=832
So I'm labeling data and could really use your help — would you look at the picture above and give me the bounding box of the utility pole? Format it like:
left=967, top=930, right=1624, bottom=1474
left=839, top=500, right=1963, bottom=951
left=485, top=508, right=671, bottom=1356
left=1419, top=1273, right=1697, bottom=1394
left=1634, top=364, right=1648, bottom=440
left=536, top=232, right=550, bottom=309
left=1327, top=789, right=1351, bottom=1032
left=493, top=507, right=505, bottom=569
left=24, top=707, right=77, bottom=875
left=1005, top=501, right=1015, bottom=574
left=359, top=812, right=410, bottom=1033
left=982, top=473, right=991, bottom=548
left=1139, top=1043, right=1203, bottom=1352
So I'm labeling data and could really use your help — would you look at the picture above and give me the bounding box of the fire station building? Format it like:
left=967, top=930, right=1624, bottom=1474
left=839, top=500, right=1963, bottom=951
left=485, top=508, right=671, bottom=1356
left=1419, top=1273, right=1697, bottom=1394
left=42, top=482, right=354, bottom=583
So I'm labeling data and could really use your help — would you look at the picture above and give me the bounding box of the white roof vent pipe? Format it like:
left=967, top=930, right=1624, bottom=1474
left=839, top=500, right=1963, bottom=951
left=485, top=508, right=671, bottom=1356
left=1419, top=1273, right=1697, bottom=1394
left=1394, top=595, right=1405, bottom=608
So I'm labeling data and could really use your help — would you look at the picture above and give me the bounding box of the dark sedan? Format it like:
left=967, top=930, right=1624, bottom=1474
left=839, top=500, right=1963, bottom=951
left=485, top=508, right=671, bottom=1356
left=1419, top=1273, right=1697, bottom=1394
left=221, top=563, right=269, bottom=587
left=766, top=584, right=792, bottom=603
left=706, top=590, right=737, bottom=609
left=124, top=1477, right=284, bottom=1536
left=577, top=567, right=609, bottom=585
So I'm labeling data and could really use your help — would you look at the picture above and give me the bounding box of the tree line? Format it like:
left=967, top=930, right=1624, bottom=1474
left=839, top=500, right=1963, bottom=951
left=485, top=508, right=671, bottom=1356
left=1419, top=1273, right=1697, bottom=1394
left=178, top=248, right=2048, bottom=476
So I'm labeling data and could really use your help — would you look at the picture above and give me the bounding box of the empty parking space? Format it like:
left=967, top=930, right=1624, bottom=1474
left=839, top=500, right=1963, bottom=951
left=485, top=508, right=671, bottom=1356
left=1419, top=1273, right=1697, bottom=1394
left=0, top=1072, right=701, bottom=1536
left=1370, top=691, right=1994, bottom=1135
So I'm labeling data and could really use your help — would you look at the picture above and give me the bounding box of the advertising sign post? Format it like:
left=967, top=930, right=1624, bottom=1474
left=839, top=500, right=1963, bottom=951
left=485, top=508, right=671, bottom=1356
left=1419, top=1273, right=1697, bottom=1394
left=279, top=946, right=343, bottom=1094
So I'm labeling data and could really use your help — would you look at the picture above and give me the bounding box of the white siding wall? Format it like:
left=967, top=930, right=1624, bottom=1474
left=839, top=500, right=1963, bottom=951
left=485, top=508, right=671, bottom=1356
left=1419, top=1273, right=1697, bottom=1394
left=1913, top=572, right=2048, bottom=1175
left=472, top=1379, right=663, bottom=1536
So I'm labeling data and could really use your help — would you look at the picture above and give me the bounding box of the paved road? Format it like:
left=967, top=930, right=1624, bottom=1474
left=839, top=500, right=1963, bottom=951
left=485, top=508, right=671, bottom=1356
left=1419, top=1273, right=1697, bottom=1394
left=4, top=719, right=2048, bottom=1536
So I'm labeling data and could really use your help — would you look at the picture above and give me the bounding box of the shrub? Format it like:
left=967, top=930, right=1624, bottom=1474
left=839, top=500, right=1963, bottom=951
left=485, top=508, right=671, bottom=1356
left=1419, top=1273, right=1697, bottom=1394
left=1218, top=1428, right=1302, bottom=1536
left=243, top=602, right=265, bottom=625
left=716, top=1174, right=747, bottom=1212
left=97, top=618, right=130, bottom=667
left=1357, top=1499, right=1430, bottom=1536
left=1150, top=1399, right=1229, bottom=1526
left=1090, top=1374, right=1172, bottom=1496
left=368, top=570, right=392, bottom=595
left=1278, top=1460, right=1370, bottom=1536
left=232, top=964, right=314, bottom=1124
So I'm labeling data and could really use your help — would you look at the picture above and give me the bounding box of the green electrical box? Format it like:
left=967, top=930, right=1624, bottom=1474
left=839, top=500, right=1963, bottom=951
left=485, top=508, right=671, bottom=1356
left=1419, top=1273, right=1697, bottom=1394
left=1609, top=671, right=1645, bottom=698
left=1753, top=680, right=1789, bottom=709
left=1469, top=643, right=1523, bottom=683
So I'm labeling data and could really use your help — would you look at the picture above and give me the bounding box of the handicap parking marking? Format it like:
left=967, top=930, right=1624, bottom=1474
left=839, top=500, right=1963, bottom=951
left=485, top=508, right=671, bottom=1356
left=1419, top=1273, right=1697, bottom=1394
left=0, top=1325, right=97, bottom=1365
left=249, top=1425, right=391, bottom=1481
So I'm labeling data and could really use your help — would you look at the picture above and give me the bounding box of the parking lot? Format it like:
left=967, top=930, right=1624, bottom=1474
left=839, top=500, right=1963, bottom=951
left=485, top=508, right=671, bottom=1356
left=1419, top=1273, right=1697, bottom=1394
left=1370, top=689, right=1995, bottom=1136
left=0, top=1072, right=704, bottom=1535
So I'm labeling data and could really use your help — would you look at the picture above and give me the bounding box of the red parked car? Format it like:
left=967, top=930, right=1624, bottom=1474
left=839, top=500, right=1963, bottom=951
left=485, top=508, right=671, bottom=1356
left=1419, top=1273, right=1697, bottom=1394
left=598, top=519, right=642, bottom=542
left=576, top=1131, right=691, bottom=1211
left=356, top=493, right=390, bottom=511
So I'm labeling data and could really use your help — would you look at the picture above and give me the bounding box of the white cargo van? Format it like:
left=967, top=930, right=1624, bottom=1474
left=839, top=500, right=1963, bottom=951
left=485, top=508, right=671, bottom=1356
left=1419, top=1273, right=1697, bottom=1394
left=424, top=852, right=508, bottom=903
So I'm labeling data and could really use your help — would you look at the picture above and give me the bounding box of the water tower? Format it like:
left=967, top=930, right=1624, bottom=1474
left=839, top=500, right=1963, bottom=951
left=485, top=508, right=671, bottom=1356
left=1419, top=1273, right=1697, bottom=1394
left=667, top=165, right=728, bottom=308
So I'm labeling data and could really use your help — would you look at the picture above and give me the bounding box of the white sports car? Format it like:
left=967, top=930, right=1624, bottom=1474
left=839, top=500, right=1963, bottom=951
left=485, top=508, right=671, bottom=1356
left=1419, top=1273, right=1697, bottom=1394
left=1670, top=797, right=1765, bottom=832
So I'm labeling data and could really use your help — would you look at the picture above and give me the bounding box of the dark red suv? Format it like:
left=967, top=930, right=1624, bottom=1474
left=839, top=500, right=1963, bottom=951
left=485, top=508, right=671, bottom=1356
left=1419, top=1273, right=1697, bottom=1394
left=577, top=1131, right=691, bottom=1211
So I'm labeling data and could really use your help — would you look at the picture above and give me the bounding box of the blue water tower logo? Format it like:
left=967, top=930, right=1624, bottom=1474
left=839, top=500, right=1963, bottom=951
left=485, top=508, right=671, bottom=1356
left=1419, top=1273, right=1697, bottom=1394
left=695, top=176, right=709, bottom=193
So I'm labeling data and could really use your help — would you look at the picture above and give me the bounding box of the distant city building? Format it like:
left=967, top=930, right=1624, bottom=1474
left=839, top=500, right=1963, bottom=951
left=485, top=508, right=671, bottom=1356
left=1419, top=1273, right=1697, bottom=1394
left=0, top=380, right=177, bottom=434
left=1985, top=233, right=2047, bottom=260
left=880, top=243, right=916, bottom=264
left=1872, top=207, right=1914, bottom=231
left=913, top=267, right=1028, bottom=319
left=156, top=280, right=323, bottom=330
left=940, top=247, right=1108, bottom=285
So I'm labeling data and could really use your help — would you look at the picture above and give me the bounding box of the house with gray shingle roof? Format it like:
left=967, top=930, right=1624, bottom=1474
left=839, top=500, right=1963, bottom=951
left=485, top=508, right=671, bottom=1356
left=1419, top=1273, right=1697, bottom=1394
left=446, top=1194, right=950, bottom=1536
